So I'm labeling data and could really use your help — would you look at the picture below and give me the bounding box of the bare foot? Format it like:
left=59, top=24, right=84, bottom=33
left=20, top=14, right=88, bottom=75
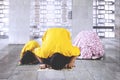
left=18, top=61, right=21, bottom=65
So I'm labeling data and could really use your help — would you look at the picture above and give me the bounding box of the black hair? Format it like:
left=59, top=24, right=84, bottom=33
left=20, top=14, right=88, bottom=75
left=20, top=51, right=39, bottom=65
left=50, top=52, right=70, bottom=70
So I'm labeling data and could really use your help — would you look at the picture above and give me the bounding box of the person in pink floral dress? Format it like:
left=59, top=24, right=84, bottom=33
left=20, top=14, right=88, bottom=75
left=73, top=31, right=104, bottom=59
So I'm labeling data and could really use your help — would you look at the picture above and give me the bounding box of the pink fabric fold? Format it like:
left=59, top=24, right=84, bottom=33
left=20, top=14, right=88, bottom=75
left=73, top=31, right=104, bottom=59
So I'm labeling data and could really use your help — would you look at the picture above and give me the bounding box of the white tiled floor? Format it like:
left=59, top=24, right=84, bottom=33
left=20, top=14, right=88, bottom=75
left=0, top=38, right=120, bottom=80
left=0, top=39, right=8, bottom=50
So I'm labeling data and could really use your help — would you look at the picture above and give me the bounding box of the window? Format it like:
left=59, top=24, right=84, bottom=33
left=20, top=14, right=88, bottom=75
left=93, top=0, right=115, bottom=38
left=30, top=0, right=72, bottom=39
left=0, top=0, right=9, bottom=38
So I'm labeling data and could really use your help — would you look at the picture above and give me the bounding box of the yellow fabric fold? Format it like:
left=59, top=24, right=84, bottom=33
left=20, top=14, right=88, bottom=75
left=36, top=28, right=80, bottom=58
left=20, top=40, right=40, bottom=59
left=20, top=28, right=80, bottom=59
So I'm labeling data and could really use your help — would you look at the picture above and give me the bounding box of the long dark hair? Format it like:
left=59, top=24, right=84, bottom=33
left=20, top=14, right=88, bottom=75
left=50, top=52, right=70, bottom=70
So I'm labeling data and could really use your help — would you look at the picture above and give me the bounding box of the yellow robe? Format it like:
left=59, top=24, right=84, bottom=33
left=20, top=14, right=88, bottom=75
left=34, top=28, right=80, bottom=58
left=20, top=40, right=40, bottom=59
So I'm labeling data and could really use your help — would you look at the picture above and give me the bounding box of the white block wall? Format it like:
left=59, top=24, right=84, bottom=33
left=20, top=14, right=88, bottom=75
left=8, top=0, right=93, bottom=44
left=72, top=0, right=93, bottom=39
left=115, top=0, right=120, bottom=38
left=9, top=0, right=30, bottom=44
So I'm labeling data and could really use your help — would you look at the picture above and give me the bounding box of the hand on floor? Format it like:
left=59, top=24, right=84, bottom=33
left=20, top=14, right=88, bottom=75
left=65, top=62, right=75, bottom=69
left=39, top=64, right=51, bottom=69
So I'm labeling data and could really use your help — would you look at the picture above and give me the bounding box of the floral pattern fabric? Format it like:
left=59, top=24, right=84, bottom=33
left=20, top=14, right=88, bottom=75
left=73, top=31, right=104, bottom=59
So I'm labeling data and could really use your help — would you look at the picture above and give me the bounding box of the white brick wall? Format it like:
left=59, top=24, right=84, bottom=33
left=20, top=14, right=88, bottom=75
left=115, top=0, right=120, bottom=38
left=9, top=0, right=31, bottom=44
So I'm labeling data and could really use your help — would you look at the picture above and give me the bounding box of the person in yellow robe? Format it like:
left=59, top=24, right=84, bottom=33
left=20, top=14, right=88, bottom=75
left=20, top=40, right=40, bottom=59
left=20, top=28, right=80, bottom=70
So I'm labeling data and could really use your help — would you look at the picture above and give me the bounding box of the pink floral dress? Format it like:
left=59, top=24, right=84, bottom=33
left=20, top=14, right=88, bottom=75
left=73, top=31, right=104, bottom=59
